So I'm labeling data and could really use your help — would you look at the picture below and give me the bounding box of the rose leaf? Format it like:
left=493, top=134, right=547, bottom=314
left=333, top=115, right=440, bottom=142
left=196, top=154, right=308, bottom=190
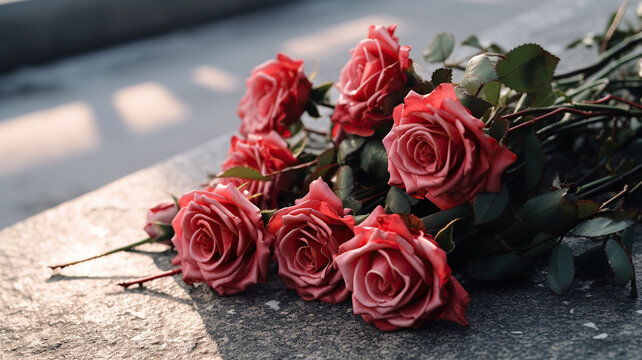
left=489, top=117, right=509, bottom=142
left=434, top=218, right=458, bottom=253
left=523, top=130, right=545, bottom=192
left=547, top=243, right=574, bottom=295
left=309, top=82, right=333, bottom=103
left=431, top=68, right=453, bottom=87
left=473, top=184, right=509, bottom=225
left=605, top=238, right=634, bottom=287
left=496, top=43, right=559, bottom=93
left=460, top=55, right=498, bottom=96
left=466, top=252, right=533, bottom=282
left=567, top=211, right=636, bottom=237
left=337, top=136, right=366, bottom=165
left=218, top=166, right=272, bottom=181
left=385, top=186, right=412, bottom=215
left=423, top=32, right=455, bottom=63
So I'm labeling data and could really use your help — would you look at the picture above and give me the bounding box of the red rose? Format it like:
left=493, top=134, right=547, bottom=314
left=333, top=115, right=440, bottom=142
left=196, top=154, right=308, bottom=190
left=219, top=131, right=298, bottom=209
left=143, top=202, right=178, bottom=239
left=334, top=206, right=469, bottom=331
left=238, top=53, right=312, bottom=137
left=383, top=84, right=516, bottom=210
left=267, top=178, right=355, bottom=303
left=170, top=184, right=271, bottom=296
left=332, top=24, right=412, bottom=137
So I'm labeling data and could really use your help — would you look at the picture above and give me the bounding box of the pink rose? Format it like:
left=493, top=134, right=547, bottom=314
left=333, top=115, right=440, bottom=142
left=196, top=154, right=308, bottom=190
left=334, top=206, right=469, bottom=331
left=170, top=184, right=271, bottom=296
left=267, top=178, right=355, bottom=303
left=143, top=202, right=178, bottom=239
left=238, top=53, right=312, bottom=137
left=332, top=24, right=412, bottom=137
left=219, top=131, right=298, bottom=209
left=383, top=84, right=516, bottom=210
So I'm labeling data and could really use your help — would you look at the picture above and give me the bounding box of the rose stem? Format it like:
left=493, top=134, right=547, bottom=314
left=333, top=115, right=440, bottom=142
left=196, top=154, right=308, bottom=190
left=49, top=237, right=159, bottom=270
left=583, top=94, right=642, bottom=110
left=118, top=267, right=182, bottom=288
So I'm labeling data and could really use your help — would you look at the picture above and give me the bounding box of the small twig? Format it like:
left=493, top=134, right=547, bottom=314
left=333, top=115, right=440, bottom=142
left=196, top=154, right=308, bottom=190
left=49, top=237, right=158, bottom=270
left=599, top=184, right=630, bottom=210
left=601, top=1, right=628, bottom=54
left=506, top=108, right=609, bottom=133
left=118, top=268, right=182, bottom=288
left=578, top=164, right=642, bottom=198
left=316, top=102, right=335, bottom=109
left=583, top=94, right=642, bottom=110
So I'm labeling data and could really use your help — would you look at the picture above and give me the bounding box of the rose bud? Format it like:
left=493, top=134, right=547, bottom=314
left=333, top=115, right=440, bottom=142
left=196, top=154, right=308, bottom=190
left=170, top=184, right=272, bottom=296
left=238, top=53, right=312, bottom=137
left=332, top=24, right=412, bottom=137
left=143, top=202, right=179, bottom=240
left=267, top=178, right=355, bottom=303
left=218, top=131, right=298, bottom=209
left=334, top=206, right=469, bottom=331
left=383, top=84, right=516, bottom=210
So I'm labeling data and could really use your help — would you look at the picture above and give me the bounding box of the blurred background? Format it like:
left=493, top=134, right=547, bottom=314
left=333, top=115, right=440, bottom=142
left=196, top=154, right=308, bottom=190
left=0, top=0, right=623, bottom=229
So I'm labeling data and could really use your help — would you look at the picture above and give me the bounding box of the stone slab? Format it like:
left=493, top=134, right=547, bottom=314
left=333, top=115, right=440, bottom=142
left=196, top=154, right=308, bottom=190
left=1, top=0, right=641, bottom=358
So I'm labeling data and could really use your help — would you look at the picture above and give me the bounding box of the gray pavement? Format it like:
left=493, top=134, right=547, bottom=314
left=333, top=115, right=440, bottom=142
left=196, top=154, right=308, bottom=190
left=0, top=0, right=564, bottom=229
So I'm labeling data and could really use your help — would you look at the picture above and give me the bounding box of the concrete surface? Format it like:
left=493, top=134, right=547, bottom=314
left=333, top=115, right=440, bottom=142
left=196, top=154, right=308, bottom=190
left=0, top=135, right=640, bottom=359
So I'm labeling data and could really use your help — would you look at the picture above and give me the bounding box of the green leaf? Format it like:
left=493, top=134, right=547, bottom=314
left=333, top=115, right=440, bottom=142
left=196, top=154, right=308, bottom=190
left=467, top=253, right=533, bottom=282
left=621, top=226, right=635, bottom=253
left=495, top=43, right=559, bottom=93
left=529, top=85, right=556, bottom=107
left=317, top=147, right=336, bottom=167
left=517, top=189, right=566, bottom=219
left=455, top=86, right=492, bottom=118
left=303, top=164, right=337, bottom=189
left=523, top=130, right=545, bottom=191
left=434, top=218, right=458, bottom=253
left=342, top=196, right=362, bottom=214
left=218, top=166, right=272, bottom=181
left=489, top=117, right=509, bottom=142
left=359, top=140, right=389, bottom=182
left=605, top=238, right=634, bottom=287
left=290, top=136, right=307, bottom=158
left=422, top=204, right=471, bottom=233
left=337, top=137, right=366, bottom=165
left=385, top=186, right=412, bottom=214
left=461, top=35, right=483, bottom=50
left=354, top=214, right=368, bottom=225
left=431, top=68, right=453, bottom=87
left=261, top=209, right=276, bottom=227
left=547, top=244, right=575, bottom=295
left=473, top=184, right=509, bottom=225
left=481, top=81, right=501, bottom=106
left=288, top=121, right=303, bottom=137
left=309, top=82, right=333, bottom=103
left=333, top=165, right=354, bottom=201
left=305, top=101, right=321, bottom=118
left=568, top=213, right=636, bottom=237
left=460, top=55, right=498, bottom=95
left=423, top=32, right=455, bottom=63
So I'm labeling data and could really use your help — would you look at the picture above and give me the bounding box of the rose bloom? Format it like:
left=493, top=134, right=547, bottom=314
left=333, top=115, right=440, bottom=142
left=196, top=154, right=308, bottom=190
left=238, top=53, right=312, bottom=137
left=383, top=84, right=516, bottom=210
left=332, top=24, right=412, bottom=137
left=170, top=184, right=272, bottom=296
left=267, top=178, right=355, bottom=303
left=219, top=131, right=298, bottom=209
left=143, top=202, right=179, bottom=239
left=334, top=206, right=469, bottom=331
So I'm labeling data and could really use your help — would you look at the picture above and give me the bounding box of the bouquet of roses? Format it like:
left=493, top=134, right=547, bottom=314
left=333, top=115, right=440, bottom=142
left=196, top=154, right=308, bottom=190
left=51, top=11, right=641, bottom=331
